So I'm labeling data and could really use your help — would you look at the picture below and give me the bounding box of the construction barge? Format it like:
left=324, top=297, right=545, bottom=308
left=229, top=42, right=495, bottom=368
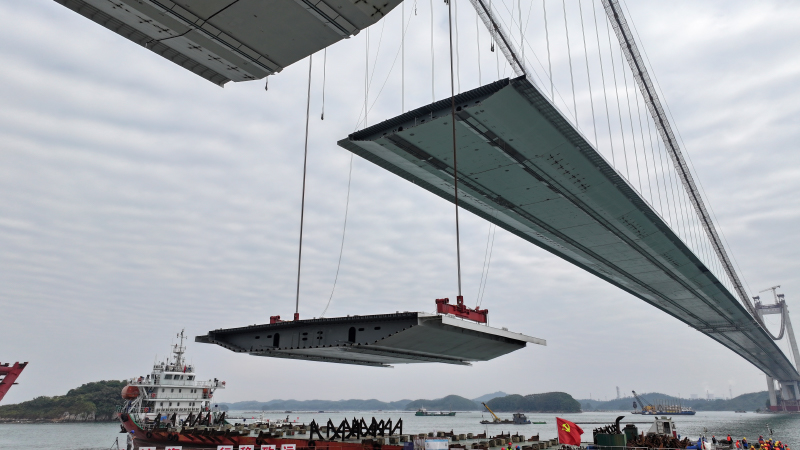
left=119, top=416, right=561, bottom=450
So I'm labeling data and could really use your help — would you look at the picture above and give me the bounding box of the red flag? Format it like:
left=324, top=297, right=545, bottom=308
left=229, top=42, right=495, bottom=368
left=557, top=417, right=584, bottom=446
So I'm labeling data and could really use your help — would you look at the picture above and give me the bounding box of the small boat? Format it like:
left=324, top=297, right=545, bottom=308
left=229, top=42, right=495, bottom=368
left=415, top=408, right=456, bottom=416
left=735, top=410, right=747, bottom=413
left=479, top=404, right=531, bottom=424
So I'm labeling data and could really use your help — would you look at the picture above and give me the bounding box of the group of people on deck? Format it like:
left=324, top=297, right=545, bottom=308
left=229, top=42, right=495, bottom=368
left=710, top=435, right=790, bottom=450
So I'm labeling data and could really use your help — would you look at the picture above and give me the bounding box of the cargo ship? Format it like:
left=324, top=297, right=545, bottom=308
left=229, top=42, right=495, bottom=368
left=415, top=408, right=456, bottom=416
left=631, top=391, right=696, bottom=415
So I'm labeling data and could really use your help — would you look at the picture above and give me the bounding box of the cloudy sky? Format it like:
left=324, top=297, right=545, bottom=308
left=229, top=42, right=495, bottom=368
left=2, top=0, right=800, bottom=405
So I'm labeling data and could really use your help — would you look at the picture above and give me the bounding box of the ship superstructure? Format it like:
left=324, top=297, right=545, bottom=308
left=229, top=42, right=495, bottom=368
left=120, top=330, right=225, bottom=429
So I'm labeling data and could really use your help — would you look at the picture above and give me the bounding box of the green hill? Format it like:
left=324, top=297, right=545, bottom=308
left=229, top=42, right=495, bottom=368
left=404, top=395, right=481, bottom=411
left=486, top=392, right=581, bottom=413
left=0, top=380, right=126, bottom=421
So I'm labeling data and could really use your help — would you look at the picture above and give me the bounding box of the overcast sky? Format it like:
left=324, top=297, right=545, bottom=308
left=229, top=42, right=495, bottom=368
left=2, top=0, right=800, bottom=405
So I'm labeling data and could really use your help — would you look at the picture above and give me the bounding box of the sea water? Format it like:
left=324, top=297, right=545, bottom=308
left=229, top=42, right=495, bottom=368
left=0, top=411, right=797, bottom=450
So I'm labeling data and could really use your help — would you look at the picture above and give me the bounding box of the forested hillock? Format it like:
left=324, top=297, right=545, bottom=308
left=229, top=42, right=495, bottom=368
left=0, top=380, right=126, bottom=422
left=404, top=395, right=481, bottom=411
left=486, top=392, right=581, bottom=413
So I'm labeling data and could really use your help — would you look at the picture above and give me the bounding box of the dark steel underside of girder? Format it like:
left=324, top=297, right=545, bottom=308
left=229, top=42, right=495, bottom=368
left=337, top=76, right=800, bottom=381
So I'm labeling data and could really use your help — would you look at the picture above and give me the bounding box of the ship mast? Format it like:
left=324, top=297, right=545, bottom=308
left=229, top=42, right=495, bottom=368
left=173, top=329, right=186, bottom=368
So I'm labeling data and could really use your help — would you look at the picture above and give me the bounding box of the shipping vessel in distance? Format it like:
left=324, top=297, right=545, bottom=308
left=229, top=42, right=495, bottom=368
left=415, top=408, right=456, bottom=416
left=631, top=391, right=696, bottom=415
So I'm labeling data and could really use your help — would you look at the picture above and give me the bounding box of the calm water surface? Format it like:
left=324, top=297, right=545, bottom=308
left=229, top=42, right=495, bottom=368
left=0, top=411, right=797, bottom=450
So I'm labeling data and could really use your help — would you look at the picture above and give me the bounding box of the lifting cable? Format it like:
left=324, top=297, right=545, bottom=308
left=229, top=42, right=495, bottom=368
left=431, top=0, right=435, bottom=102
left=447, top=0, right=463, bottom=297
left=402, top=1, right=405, bottom=112
left=476, top=10, right=481, bottom=85
left=320, top=154, right=353, bottom=318
left=321, top=49, right=327, bottom=120
left=455, top=0, right=461, bottom=93
left=294, top=54, right=314, bottom=319
left=477, top=212, right=497, bottom=308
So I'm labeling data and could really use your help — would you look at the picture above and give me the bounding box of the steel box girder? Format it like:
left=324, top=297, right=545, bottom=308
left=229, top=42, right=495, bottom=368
left=197, top=312, right=544, bottom=367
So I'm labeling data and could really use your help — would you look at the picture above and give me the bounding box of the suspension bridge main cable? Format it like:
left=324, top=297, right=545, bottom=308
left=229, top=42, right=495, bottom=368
left=620, top=0, right=753, bottom=297
left=295, top=54, right=314, bottom=320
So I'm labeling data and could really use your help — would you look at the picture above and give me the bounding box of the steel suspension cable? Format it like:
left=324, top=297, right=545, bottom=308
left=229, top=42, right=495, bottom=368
left=578, top=0, right=598, bottom=149
left=591, top=0, right=615, bottom=166
left=620, top=0, right=753, bottom=298
left=633, top=82, right=653, bottom=203
left=604, top=14, right=628, bottom=178
left=543, top=0, right=552, bottom=98
left=562, top=0, right=576, bottom=118
left=448, top=0, right=463, bottom=297
left=644, top=104, right=666, bottom=221
left=295, top=54, right=313, bottom=319
left=402, top=1, right=405, bottom=113
left=619, top=46, right=643, bottom=194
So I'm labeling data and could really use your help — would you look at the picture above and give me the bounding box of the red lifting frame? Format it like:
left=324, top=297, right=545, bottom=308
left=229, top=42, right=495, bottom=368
left=435, top=296, right=488, bottom=323
left=0, top=362, right=28, bottom=403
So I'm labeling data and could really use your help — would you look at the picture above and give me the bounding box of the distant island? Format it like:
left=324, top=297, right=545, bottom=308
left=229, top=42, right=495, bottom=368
left=578, top=391, right=771, bottom=412
left=0, top=380, right=774, bottom=422
left=220, top=392, right=581, bottom=413
left=0, top=380, right=125, bottom=422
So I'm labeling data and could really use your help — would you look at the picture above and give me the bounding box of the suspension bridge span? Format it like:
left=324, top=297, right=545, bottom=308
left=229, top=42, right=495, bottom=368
left=49, top=0, right=800, bottom=409
left=339, top=0, right=800, bottom=408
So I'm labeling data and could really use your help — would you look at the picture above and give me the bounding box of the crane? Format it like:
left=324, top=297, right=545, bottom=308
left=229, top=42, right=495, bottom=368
left=482, top=402, right=502, bottom=423
left=631, top=391, right=655, bottom=414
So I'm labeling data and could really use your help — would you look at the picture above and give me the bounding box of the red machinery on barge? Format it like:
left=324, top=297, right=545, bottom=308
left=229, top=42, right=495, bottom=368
left=0, top=361, right=27, bottom=403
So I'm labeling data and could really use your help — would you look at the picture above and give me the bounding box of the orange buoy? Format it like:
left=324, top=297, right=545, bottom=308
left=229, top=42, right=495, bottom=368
left=121, top=385, right=140, bottom=400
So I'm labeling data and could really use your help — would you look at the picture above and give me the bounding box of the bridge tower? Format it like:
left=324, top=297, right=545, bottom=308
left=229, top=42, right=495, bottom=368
left=754, top=287, right=800, bottom=411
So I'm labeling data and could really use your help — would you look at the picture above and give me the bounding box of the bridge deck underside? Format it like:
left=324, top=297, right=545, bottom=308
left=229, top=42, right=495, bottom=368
left=338, top=77, right=799, bottom=381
